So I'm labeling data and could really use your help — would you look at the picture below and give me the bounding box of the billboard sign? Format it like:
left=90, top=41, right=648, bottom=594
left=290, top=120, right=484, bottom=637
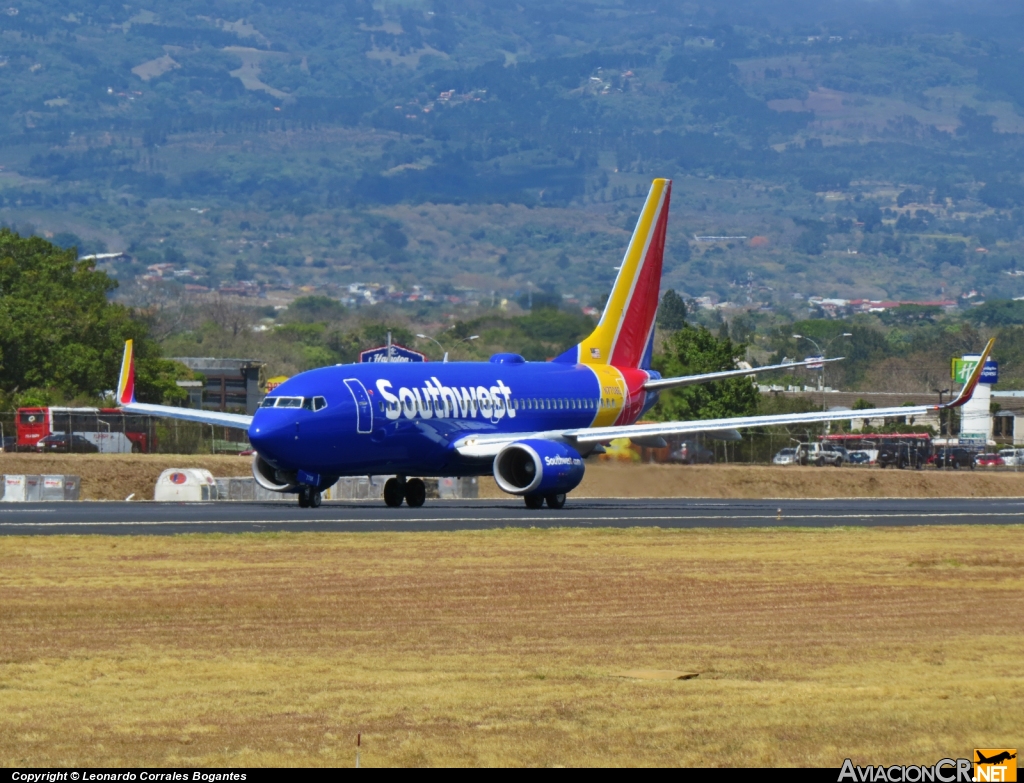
left=265, top=375, right=289, bottom=392
left=959, top=436, right=987, bottom=447
left=951, top=358, right=998, bottom=384
left=359, top=344, right=427, bottom=363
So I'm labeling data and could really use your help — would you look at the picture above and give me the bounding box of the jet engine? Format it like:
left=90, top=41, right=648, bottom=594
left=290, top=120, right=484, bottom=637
left=252, top=453, right=297, bottom=492
left=493, top=439, right=585, bottom=496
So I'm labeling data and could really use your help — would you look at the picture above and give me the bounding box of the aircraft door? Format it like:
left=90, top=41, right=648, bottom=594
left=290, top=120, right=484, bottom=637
left=343, top=378, right=373, bottom=434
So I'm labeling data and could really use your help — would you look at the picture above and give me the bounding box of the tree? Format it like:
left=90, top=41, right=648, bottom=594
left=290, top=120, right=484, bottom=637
left=362, top=323, right=416, bottom=349
left=930, top=239, right=966, bottom=268
left=855, top=203, right=883, bottom=232
left=965, top=299, right=1024, bottom=327
left=0, top=229, right=186, bottom=405
left=657, top=289, right=687, bottom=331
left=647, top=324, right=759, bottom=421
left=286, top=295, right=347, bottom=323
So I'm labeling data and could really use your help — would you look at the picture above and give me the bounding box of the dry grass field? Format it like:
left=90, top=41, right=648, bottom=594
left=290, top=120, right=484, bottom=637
left=5, top=454, right=1024, bottom=501
left=1, top=526, right=1021, bottom=767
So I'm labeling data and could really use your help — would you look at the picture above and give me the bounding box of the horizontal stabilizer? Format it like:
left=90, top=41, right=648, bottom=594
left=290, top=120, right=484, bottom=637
left=115, top=341, right=252, bottom=431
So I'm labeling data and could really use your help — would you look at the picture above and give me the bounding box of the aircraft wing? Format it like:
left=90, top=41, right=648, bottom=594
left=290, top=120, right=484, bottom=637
left=574, top=338, right=992, bottom=444
left=644, top=357, right=842, bottom=391
left=568, top=402, right=935, bottom=444
left=453, top=339, right=994, bottom=459
left=115, top=341, right=254, bottom=430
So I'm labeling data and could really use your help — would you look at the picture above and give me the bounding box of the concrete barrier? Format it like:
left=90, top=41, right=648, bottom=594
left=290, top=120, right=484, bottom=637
left=41, top=475, right=81, bottom=501
left=2, top=475, right=80, bottom=502
left=438, top=477, right=479, bottom=499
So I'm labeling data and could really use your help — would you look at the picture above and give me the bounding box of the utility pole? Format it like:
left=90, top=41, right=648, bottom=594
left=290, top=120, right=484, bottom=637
left=933, top=388, right=950, bottom=437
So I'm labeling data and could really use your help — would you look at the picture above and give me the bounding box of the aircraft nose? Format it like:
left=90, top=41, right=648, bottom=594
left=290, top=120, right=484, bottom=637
left=249, top=412, right=293, bottom=459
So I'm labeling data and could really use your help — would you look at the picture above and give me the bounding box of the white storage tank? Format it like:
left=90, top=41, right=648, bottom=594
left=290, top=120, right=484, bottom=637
left=154, top=469, right=218, bottom=501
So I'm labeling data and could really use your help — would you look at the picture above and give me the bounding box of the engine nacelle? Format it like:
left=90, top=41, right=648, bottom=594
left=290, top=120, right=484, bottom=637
left=252, top=453, right=297, bottom=492
left=493, top=439, right=585, bottom=496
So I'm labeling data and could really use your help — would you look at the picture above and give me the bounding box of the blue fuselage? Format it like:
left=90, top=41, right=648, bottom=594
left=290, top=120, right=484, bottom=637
left=247, top=358, right=658, bottom=479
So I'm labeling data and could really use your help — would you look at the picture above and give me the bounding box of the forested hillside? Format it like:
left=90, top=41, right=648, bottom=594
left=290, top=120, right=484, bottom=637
left=2, top=1, right=1024, bottom=306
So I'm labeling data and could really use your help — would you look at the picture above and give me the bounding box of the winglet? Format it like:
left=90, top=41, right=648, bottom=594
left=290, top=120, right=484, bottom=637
left=944, top=338, right=995, bottom=408
left=117, top=340, right=136, bottom=405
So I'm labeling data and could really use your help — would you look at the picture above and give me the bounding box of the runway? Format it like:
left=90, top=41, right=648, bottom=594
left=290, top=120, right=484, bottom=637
left=0, top=497, right=1022, bottom=535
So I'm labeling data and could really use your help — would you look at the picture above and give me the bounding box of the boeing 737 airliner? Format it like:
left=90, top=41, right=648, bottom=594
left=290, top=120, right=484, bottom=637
left=115, top=179, right=994, bottom=509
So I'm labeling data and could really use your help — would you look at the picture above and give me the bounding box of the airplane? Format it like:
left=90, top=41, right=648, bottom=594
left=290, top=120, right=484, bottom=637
left=976, top=752, right=1016, bottom=765
left=114, top=178, right=995, bottom=509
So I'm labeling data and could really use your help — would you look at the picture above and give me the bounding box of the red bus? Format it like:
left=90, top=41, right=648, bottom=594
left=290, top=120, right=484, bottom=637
left=17, top=407, right=155, bottom=453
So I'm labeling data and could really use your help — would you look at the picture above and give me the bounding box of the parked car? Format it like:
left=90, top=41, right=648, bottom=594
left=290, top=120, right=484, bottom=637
left=975, top=453, right=1005, bottom=467
left=846, top=450, right=872, bottom=465
left=772, top=447, right=799, bottom=465
left=926, top=447, right=976, bottom=470
left=667, top=441, right=714, bottom=464
left=877, top=442, right=927, bottom=469
left=997, top=448, right=1024, bottom=466
left=795, top=442, right=847, bottom=467
left=35, top=433, right=100, bottom=454
left=0, top=435, right=17, bottom=453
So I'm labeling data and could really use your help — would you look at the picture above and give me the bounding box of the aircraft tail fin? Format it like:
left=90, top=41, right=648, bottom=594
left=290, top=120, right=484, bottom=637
left=553, top=178, right=671, bottom=369
left=117, top=340, right=136, bottom=405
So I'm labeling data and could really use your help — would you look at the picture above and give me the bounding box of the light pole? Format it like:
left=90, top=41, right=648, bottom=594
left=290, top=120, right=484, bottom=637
left=792, top=332, right=852, bottom=408
left=453, top=334, right=480, bottom=354
left=416, top=332, right=479, bottom=363
left=416, top=333, right=447, bottom=361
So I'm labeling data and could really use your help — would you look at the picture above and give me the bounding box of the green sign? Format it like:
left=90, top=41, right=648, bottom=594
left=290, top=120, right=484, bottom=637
left=951, top=357, right=999, bottom=383
left=951, top=358, right=974, bottom=383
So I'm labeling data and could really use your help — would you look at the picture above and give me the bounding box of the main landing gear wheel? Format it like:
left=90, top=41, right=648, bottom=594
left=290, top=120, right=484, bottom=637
left=523, top=494, right=545, bottom=509
left=297, top=487, right=321, bottom=508
left=405, top=478, right=426, bottom=508
left=384, top=478, right=405, bottom=507
left=545, top=493, right=566, bottom=509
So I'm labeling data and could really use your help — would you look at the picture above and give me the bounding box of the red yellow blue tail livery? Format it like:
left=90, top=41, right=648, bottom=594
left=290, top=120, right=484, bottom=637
left=115, top=180, right=994, bottom=509
left=117, top=339, right=136, bottom=406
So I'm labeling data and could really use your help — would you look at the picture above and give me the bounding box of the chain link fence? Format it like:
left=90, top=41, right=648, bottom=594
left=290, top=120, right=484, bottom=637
left=0, top=411, right=249, bottom=455
left=633, top=427, right=834, bottom=465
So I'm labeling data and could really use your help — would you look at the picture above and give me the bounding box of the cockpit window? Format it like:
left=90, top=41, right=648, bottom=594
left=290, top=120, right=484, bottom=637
left=312, top=396, right=327, bottom=411
left=276, top=397, right=303, bottom=408
left=261, top=397, right=278, bottom=408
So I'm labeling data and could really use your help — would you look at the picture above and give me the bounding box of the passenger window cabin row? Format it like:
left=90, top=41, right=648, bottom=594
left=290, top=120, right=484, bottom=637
left=262, top=393, right=622, bottom=417
left=376, top=396, right=620, bottom=415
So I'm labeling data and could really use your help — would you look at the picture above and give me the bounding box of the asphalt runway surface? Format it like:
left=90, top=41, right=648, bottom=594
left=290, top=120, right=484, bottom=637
left=0, top=497, right=1022, bottom=535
